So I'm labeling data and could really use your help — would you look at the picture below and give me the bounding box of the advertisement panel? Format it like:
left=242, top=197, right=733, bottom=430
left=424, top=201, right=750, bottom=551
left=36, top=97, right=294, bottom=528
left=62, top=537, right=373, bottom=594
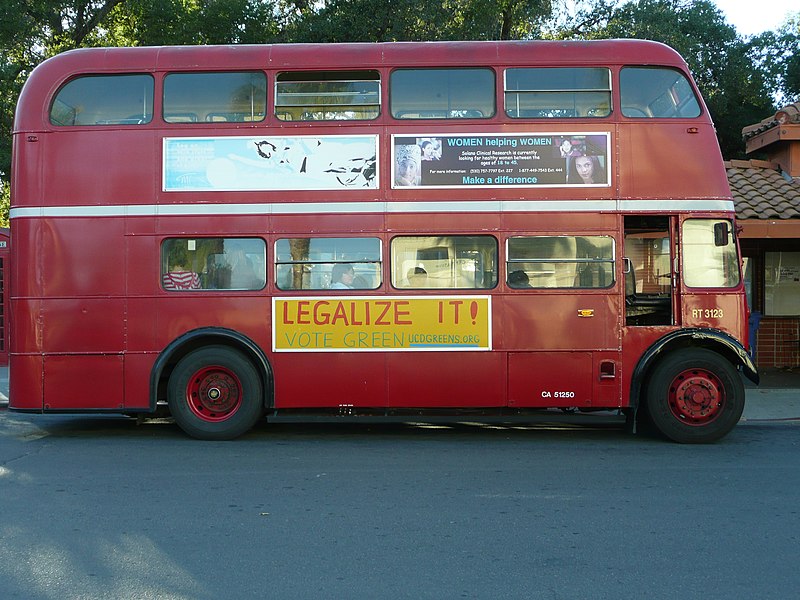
left=392, top=133, right=610, bottom=189
left=273, top=296, right=491, bottom=352
left=164, top=135, right=378, bottom=191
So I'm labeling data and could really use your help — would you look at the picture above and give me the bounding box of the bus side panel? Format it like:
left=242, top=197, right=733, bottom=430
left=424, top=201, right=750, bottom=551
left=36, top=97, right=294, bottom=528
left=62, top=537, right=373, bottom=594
left=123, top=353, right=156, bottom=410
left=681, top=293, right=747, bottom=343
left=386, top=212, right=502, bottom=234
left=41, top=217, right=127, bottom=297
left=43, top=354, right=124, bottom=410
left=621, top=326, right=675, bottom=406
left=619, top=123, right=729, bottom=200
left=271, top=353, right=388, bottom=409
left=44, top=130, right=156, bottom=206
left=42, top=298, right=125, bottom=352
left=153, top=297, right=271, bottom=347
left=502, top=294, right=620, bottom=350
left=508, top=352, right=593, bottom=407
left=9, top=299, right=42, bottom=355
left=387, top=352, right=506, bottom=408
left=126, top=297, right=158, bottom=353
left=10, top=218, right=43, bottom=299
left=8, top=354, right=44, bottom=410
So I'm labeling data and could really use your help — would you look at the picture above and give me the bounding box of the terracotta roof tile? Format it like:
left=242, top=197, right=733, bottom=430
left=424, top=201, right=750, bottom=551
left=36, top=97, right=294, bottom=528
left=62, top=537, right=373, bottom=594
left=742, top=102, right=800, bottom=139
left=725, top=160, right=800, bottom=220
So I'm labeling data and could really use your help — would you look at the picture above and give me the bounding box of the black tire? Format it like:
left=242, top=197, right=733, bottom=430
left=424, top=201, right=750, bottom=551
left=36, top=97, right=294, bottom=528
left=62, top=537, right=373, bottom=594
left=167, top=345, right=264, bottom=440
left=644, top=348, right=744, bottom=443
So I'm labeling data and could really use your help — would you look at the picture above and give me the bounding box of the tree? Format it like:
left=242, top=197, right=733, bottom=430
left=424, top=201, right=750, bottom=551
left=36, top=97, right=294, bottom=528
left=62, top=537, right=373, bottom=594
left=564, top=0, right=776, bottom=159
left=0, top=0, right=286, bottom=225
left=289, top=0, right=554, bottom=43
left=750, top=14, right=800, bottom=105
left=105, top=0, right=282, bottom=46
left=1, top=1, right=135, bottom=225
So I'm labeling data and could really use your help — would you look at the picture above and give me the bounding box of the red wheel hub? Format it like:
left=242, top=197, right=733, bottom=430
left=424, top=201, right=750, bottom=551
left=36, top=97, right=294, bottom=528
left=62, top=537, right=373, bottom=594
left=186, top=366, right=242, bottom=422
left=668, top=368, right=724, bottom=425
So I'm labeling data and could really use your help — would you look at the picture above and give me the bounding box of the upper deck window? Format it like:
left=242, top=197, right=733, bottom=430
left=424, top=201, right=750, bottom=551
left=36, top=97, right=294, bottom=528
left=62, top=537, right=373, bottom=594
left=390, top=68, right=495, bottom=119
left=50, top=74, right=154, bottom=126
left=504, top=68, right=611, bottom=118
left=163, top=72, right=266, bottom=123
left=275, top=71, right=380, bottom=121
left=620, top=67, right=701, bottom=118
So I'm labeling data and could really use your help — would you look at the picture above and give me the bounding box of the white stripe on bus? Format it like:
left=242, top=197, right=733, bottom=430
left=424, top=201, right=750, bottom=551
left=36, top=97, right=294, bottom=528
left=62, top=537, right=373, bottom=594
left=8, top=199, right=735, bottom=219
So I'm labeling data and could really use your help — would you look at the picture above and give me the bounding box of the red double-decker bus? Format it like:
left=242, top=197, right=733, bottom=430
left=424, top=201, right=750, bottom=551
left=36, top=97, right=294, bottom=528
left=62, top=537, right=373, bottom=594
left=9, top=40, right=758, bottom=442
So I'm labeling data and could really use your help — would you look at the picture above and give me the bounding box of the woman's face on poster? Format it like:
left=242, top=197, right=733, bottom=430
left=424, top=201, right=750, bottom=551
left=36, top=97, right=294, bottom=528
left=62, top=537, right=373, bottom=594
left=575, top=156, right=595, bottom=181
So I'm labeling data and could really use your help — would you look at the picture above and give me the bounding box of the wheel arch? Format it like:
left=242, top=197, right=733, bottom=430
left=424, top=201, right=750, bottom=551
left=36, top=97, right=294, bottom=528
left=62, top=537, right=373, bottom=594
left=150, top=328, right=274, bottom=412
left=630, top=328, right=758, bottom=410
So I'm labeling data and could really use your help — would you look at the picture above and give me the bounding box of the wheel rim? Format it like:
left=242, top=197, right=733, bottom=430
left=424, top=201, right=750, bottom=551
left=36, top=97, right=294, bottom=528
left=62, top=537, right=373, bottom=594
left=667, top=368, right=725, bottom=426
left=185, top=365, right=242, bottom=422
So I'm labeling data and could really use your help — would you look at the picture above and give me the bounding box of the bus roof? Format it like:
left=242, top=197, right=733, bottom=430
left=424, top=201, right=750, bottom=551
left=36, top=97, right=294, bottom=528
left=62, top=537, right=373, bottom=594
left=29, top=39, right=690, bottom=71
left=15, top=39, right=693, bottom=132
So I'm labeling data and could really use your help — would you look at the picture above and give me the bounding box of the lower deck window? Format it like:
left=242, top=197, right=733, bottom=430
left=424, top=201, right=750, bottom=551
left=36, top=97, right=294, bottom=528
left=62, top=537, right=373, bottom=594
left=275, top=237, right=382, bottom=290
left=161, top=238, right=266, bottom=291
left=507, top=236, right=615, bottom=288
left=391, top=236, right=498, bottom=289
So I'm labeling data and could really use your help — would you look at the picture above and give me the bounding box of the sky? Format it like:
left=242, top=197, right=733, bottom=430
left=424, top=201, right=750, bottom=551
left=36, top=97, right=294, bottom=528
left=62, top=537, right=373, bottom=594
left=712, top=0, right=798, bottom=37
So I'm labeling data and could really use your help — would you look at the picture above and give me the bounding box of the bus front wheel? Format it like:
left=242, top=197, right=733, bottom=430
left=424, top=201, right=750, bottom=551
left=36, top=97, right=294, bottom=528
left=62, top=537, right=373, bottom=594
left=168, top=346, right=264, bottom=440
left=645, top=348, right=744, bottom=444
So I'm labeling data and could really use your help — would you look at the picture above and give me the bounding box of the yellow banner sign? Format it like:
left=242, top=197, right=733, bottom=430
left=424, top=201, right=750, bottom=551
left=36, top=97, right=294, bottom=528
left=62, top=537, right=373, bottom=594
left=273, top=296, right=492, bottom=352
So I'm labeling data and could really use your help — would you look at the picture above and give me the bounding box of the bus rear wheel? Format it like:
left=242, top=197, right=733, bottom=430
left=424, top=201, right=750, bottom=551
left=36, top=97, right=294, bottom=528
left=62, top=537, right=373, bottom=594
left=168, top=346, right=264, bottom=440
left=645, top=348, right=744, bottom=443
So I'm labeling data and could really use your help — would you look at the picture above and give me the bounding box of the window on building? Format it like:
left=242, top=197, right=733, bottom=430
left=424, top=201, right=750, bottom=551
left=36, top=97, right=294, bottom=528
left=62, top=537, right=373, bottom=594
left=163, top=72, right=266, bottom=123
left=504, top=68, right=611, bottom=118
left=161, top=238, right=266, bottom=291
left=507, top=236, right=615, bottom=288
left=391, top=236, right=498, bottom=289
left=765, top=252, right=800, bottom=315
left=275, top=238, right=382, bottom=290
left=275, top=71, right=380, bottom=121
left=391, top=69, right=495, bottom=119
left=50, top=74, right=154, bottom=126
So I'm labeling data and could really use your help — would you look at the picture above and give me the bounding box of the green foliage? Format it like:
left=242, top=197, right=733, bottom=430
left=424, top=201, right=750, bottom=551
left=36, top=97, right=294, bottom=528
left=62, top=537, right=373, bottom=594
left=572, top=0, right=776, bottom=158
left=288, top=0, right=553, bottom=42
left=107, top=0, right=282, bottom=46
left=750, top=15, right=800, bottom=104
left=0, top=182, right=8, bottom=227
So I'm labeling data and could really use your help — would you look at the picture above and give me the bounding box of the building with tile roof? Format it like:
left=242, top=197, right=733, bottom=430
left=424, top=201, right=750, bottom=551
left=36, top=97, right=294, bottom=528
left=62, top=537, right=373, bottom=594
left=730, top=103, right=800, bottom=368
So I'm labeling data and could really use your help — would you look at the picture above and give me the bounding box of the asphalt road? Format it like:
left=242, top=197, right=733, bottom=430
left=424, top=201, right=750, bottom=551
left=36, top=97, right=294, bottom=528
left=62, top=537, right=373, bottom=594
left=1, top=413, right=798, bottom=599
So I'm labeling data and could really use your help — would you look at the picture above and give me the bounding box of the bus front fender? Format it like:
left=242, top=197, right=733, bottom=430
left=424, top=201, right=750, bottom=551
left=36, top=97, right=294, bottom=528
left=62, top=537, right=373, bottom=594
left=630, top=328, right=759, bottom=410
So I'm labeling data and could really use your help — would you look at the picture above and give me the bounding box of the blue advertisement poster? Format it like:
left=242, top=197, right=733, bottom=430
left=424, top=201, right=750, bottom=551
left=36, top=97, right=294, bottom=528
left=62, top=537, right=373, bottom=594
left=392, top=133, right=610, bottom=189
left=163, top=135, right=379, bottom=191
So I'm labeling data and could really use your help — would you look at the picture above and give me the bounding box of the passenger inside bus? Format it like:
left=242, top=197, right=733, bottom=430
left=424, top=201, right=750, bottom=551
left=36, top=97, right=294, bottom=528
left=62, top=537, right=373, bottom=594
left=403, top=266, right=428, bottom=288
left=508, top=270, right=532, bottom=288
left=163, top=261, right=201, bottom=290
left=330, top=263, right=356, bottom=289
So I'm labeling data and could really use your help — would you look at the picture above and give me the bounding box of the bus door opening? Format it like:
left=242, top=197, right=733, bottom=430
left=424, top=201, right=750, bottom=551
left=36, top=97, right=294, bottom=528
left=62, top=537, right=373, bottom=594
left=623, top=216, right=674, bottom=326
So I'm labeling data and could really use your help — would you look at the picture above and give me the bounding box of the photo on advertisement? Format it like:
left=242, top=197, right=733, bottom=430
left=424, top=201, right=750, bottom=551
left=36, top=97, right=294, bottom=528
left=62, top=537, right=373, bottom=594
left=391, top=133, right=610, bottom=189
